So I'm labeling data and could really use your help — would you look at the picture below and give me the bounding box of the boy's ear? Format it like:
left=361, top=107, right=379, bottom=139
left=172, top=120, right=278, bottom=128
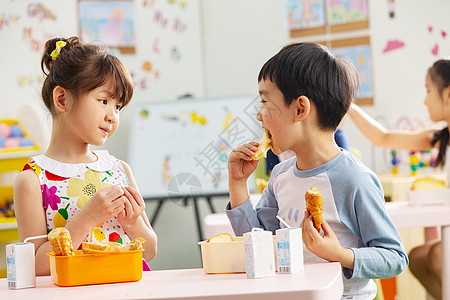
left=52, top=86, right=68, bottom=112
left=294, top=95, right=311, bottom=122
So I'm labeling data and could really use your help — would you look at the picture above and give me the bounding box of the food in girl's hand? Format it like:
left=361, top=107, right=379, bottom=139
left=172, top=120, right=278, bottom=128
left=251, top=129, right=272, bottom=160
left=207, top=233, right=233, bottom=243
left=48, top=227, right=75, bottom=256
left=124, top=237, right=146, bottom=251
left=305, top=187, right=323, bottom=232
left=411, top=177, right=447, bottom=190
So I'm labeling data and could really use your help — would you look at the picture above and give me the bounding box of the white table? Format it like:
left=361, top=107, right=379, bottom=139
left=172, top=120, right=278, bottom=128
left=385, top=202, right=450, bottom=300
left=0, top=265, right=343, bottom=300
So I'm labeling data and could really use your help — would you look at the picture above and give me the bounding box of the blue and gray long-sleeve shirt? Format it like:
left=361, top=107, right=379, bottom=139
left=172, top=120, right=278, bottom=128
left=226, top=150, right=408, bottom=299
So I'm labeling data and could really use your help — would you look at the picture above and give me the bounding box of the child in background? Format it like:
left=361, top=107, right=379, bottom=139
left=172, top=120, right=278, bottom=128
left=225, top=42, right=408, bottom=299
left=14, top=37, right=157, bottom=275
left=348, top=58, right=450, bottom=300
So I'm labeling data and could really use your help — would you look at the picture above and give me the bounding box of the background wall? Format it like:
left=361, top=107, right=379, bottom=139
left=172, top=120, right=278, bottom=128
left=1, top=0, right=450, bottom=282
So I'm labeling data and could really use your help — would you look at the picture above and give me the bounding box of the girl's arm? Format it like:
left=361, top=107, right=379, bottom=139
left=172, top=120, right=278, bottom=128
left=119, top=161, right=157, bottom=262
left=348, top=103, right=438, bottom=151
left=14, top=170, right=125, bottom=275
left=14, top=170, right=54, bottom=275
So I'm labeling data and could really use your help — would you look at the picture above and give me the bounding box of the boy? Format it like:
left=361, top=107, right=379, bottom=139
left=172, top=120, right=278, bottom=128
left=225, top=43, right=408, bottom=299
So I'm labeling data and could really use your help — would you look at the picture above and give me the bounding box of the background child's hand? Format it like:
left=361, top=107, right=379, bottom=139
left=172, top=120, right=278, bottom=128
left=228, top=142, right=260, bottom=181
left=301, top=210, right=348, bottom=264
left=81, top=185, right=126, bottom=227
left=117, top=186, right=146, bottom=229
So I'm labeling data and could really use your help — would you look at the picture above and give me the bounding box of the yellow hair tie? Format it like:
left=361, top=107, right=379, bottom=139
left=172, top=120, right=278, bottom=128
left=50, top=41, right=67, bottom=60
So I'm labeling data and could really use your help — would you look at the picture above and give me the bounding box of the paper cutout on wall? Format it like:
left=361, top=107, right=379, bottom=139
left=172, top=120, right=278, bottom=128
left=427, top=25, right=447, bottom=56
left=154, top=11, right=169, bottom=28
left=17, top=74, right=44, bottom=87
left=387, top=0, right=395, bottom=18
left=153, top=38, right=161, bottom=53
left=383, top=40, right=405, bottom=53
left=173, top=17, right=187, bottom=33
left=23, top=27, right=32, bottom=39
left=431, top=44, right=439, bottom=56
left=170, top=46, right=181, bottom=61
left=142, top=61, right=152, bottom=72
left=179, top=1, right=188, bottom=9
left=0, top=14, right=20, bottom=32
left=27, top=3, right=56, bottom=22
left=143, top=0, right=156, bottom=8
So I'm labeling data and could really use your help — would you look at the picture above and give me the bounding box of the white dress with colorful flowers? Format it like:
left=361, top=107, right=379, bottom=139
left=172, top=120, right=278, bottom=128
left=25, top=150, right=132, bottom=247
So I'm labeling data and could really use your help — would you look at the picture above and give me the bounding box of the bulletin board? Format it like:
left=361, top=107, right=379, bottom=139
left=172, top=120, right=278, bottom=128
left=287, top=0, right=369, bottom=38
left=128, top=95, right=262, bottom=199
left=330, top=36, right=373, bottom=105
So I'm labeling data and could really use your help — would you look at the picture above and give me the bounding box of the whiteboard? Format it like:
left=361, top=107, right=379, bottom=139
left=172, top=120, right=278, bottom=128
left=128, top=95, right=262, bottom=199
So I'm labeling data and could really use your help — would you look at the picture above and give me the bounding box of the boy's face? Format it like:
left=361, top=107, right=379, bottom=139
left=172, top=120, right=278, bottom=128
left=257, top=79, right=295, bottom=155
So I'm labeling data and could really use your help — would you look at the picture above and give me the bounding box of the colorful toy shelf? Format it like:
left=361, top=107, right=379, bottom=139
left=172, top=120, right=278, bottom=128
left=0, top=119, right=41, bottom=172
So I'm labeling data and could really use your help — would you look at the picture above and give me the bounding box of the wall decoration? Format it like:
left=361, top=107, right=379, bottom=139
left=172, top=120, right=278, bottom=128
left=286, top=0, right=325, bottom=31
left=329, top=36, right=373, bottom=105
left=387, top=0, right=395, bottom=18
left=326, top=0, right=368, bottom=25
left=26, top=3, right=56, bottom=22
left=383, top=40, right=405, bottom=53
left=78, top=0, right=135, bottom=54
left=289, top=0, right=369, bottom=37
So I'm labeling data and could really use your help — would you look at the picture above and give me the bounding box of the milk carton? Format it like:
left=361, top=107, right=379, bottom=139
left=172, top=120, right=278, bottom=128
left=243, top=228, right=275, bottom=279
left=276, top=227, right=304, bottom=273
left=6, top=243, right=36, bottom=289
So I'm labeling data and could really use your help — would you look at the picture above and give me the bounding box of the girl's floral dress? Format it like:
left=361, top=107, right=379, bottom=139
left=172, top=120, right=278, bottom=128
left=24, top=150, right=132, bottom=246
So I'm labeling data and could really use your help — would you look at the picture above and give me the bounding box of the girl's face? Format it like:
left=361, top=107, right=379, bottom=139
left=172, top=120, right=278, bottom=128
left=68, top=79, right=122, bottom=146
left=424, top=73, right=446, bottom=122
left=256, top=79, right=296, bottom=155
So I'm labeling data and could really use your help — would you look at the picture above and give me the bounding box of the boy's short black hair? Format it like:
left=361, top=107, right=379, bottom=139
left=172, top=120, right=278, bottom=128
left=258, top=42, right=358, bottom=131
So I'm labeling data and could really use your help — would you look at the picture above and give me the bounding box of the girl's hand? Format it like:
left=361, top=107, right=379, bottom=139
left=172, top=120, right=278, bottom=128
left=117, top=186, right=146, bottom=230
left=81, top=185, right=126, bottom=227
left=301, top=210, right=346, bottom=263
left=228, top=142, right=260, bottom=181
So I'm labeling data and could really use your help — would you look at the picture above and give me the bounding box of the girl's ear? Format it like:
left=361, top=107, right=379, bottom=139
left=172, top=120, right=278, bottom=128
left=52, top=86, right=68, bottom=113
left=294, top=95, right=311, bottom=122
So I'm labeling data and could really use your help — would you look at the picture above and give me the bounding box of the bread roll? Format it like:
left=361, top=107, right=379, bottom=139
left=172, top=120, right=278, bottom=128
left=305, top=187, right=323, bottom=232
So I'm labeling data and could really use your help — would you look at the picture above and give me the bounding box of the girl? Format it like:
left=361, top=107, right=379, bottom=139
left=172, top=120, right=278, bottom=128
left=348, top=58, right=450, bottom=300
left=14, top=36, right=157, bottom=276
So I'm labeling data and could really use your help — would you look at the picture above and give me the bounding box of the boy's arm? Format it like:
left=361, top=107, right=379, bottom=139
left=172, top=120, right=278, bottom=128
left=342, top=176, right=408, bottom=279
left=348, top=103, right=436, bottom=150
left=226, top=172, right=280, bottom=236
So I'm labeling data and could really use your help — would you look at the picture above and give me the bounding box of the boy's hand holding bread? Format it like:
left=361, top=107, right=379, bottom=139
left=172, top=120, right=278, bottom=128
left=301, top=188, right=355, bottom=270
